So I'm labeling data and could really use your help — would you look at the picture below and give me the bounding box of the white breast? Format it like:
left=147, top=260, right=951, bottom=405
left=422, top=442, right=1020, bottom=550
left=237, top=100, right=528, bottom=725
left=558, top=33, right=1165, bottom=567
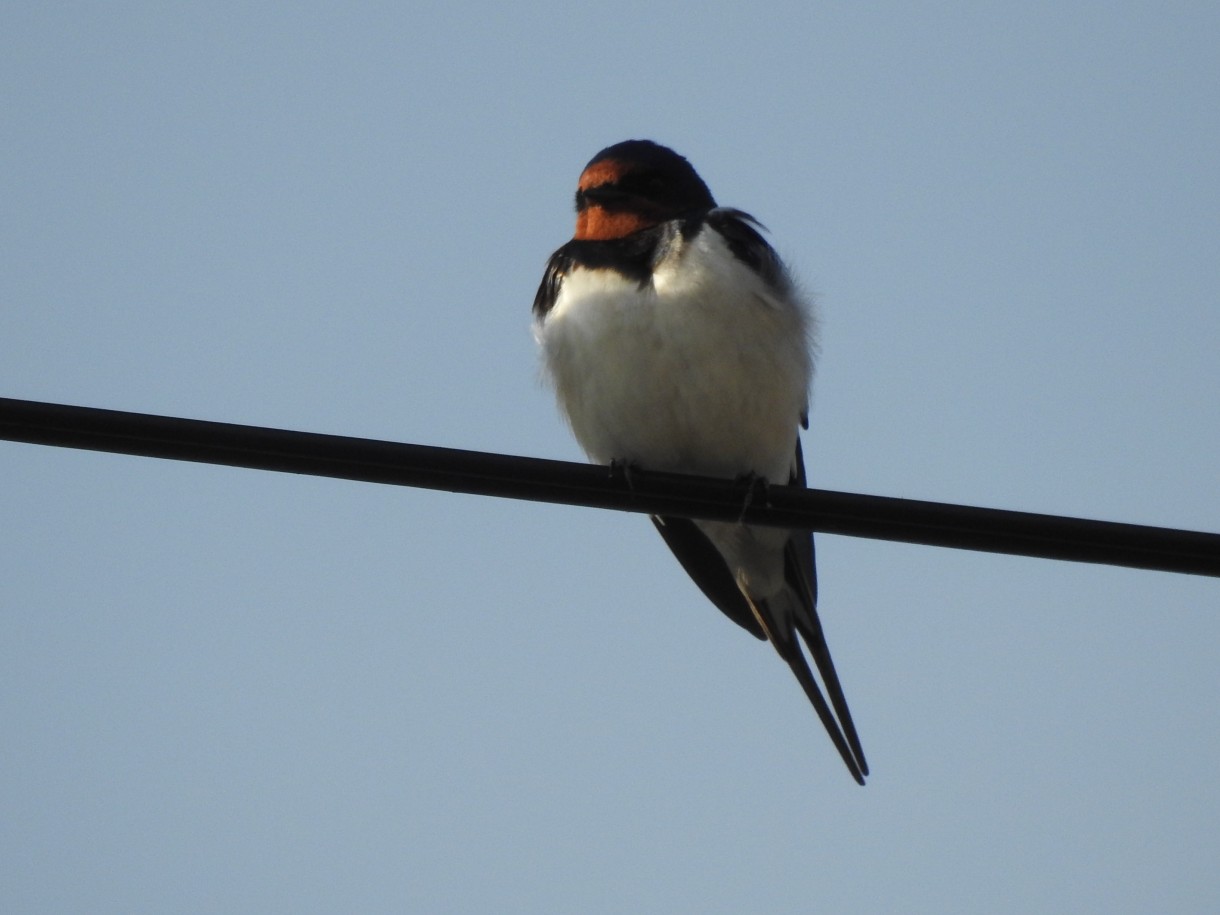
left=535, top=224, right=813, bottom=482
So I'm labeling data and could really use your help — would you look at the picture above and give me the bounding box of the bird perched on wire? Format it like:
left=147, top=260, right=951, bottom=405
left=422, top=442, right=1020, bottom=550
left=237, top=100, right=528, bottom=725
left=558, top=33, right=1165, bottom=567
left=533, top=139, right=867, bottom=785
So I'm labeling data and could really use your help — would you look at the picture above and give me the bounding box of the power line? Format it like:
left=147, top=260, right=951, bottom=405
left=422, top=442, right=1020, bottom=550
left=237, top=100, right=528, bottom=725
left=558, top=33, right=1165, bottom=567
left=2, top=396, right=1218, bottom=577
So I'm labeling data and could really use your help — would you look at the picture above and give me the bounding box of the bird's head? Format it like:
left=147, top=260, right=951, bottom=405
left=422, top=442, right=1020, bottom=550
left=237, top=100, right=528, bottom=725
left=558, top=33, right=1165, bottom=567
left=572, top=140, right=716, bottom=241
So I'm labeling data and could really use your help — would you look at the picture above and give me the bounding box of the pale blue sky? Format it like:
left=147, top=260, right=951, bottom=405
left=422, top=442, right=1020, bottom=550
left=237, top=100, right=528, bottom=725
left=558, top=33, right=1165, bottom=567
left=3, top=3, right=1219, bottom=912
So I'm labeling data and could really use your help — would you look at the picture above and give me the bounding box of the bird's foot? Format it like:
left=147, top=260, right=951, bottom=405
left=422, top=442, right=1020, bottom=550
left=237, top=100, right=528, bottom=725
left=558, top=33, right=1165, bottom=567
left=734, top=471, right=771, bottom=523
left=608, top=458, right=642, bottom=493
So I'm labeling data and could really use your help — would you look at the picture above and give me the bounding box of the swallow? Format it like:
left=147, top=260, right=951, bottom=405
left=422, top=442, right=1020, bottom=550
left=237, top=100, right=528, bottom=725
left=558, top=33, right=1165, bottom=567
left=533, top=140, right=868, bottom=784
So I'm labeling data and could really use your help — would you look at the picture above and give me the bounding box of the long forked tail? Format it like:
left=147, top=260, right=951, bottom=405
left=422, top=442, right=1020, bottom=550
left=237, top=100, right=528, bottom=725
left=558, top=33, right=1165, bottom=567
left=748, top=580, right=868, bottom=785
left=793, top=601, right=869, bottom=780
left=770, top=610, right=867, bottom=785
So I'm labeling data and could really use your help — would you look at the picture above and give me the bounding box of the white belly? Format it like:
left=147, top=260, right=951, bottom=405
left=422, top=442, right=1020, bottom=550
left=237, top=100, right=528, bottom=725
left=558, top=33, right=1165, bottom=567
left=536, top=227, right=813, bottom=482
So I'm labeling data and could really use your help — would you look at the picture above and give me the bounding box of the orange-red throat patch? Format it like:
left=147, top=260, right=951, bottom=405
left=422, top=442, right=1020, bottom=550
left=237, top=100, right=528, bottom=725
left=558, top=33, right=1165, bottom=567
left=574, top=206, right=655, bottom=241
left=574, top=158, right=656, bottom=241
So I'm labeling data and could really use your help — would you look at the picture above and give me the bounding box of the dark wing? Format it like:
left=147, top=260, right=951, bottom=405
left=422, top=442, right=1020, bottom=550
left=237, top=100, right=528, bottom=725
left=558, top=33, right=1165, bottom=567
left=650, top=514, right=767, bottom=639
left=533, top=248, right=572, bottom=318
left=787, top=438, right=817, bottom=607
left=703, top=208, right=790, bottom=295
left=649, top=439, right=811, bottom=641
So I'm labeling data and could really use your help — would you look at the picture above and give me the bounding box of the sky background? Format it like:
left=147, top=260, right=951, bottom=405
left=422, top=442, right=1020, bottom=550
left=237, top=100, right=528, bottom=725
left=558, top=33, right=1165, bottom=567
left=3, top=3, right=1218, bottom=912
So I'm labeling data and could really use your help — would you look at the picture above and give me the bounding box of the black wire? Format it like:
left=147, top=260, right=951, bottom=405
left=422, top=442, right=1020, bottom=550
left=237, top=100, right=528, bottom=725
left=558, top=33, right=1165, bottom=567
left=2, top=396, right=1218, bottom=577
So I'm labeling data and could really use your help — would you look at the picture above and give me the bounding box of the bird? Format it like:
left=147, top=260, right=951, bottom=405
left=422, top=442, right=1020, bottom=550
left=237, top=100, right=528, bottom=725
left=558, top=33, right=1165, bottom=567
left=532, top=139, right=868, bottom=785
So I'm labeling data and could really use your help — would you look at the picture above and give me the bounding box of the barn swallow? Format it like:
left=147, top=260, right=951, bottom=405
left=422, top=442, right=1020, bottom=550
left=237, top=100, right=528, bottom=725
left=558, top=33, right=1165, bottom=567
left=533, top=140, right=867, bottom=784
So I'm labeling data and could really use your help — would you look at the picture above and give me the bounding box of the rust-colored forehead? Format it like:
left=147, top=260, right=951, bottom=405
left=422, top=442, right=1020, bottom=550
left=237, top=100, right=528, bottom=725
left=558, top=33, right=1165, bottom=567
left=577, top=158, right=629, bottom=191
